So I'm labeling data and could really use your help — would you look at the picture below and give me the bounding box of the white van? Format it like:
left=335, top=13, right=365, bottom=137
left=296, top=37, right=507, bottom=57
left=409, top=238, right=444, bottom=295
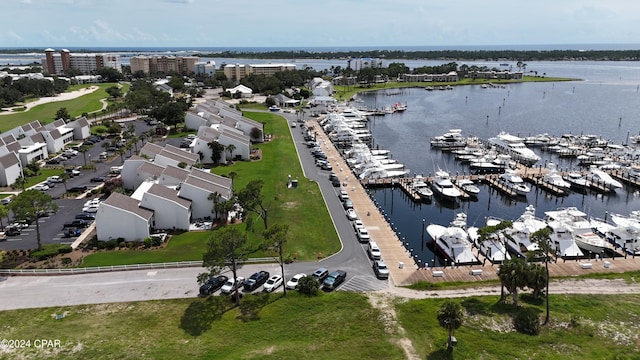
left=110, top=166, right=122, bottom=174
left=368, top=241, right=381, bottom=260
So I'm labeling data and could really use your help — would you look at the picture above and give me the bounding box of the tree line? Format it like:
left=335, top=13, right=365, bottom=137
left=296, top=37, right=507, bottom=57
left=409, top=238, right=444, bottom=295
left=0, top=76, right=68, bottom=108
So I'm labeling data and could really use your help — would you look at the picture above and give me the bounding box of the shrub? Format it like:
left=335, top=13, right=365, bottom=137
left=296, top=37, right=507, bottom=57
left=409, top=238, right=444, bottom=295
left=514, top=307, right=541, bottom=335
left=61, top=257, right=72, bottom=265
left=297, top=276, right=320, bottom=296
left=105, top=239, right=118, bottom=250
left=143, top=238, right=153, bottom=248
left=30, top=244, right=73, bottom=261
left=96, top=241, right=106, bottom=250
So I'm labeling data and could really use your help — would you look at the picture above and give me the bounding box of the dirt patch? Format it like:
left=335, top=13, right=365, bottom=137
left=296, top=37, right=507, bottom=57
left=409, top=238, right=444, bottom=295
left=366, top=292, right=421, bottom=360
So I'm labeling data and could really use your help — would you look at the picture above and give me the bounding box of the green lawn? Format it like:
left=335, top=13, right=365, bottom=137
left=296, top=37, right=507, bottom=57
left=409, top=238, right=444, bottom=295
left=396, top=294, right=640, bottom=360
left=81, top=110, right=340, bottom=266
left=0, top=292, right=405, bottom=360
left=0, top=83, right=120, bottom=132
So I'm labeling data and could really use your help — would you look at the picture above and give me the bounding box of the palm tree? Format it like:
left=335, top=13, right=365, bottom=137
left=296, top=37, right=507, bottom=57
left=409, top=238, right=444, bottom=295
left=498, top=258, right=528, bottom=306
left=531, top=226, right=553, bottom=325
left=437, top=300, right=464, bottom=353
left=225, top=144, right=236, bottom=162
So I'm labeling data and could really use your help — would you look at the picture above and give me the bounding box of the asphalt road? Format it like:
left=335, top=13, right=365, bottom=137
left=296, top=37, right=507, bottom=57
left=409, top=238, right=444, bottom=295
left=0, top=111, right=391, bottom=310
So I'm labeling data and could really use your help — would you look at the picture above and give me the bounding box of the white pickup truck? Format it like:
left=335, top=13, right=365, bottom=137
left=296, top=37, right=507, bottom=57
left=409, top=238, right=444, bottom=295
left=220, top=277, right=245, bottom=295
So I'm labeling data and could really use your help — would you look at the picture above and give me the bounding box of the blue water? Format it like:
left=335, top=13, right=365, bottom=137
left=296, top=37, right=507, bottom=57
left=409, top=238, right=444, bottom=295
left=357, top=63, right=640, bottom=266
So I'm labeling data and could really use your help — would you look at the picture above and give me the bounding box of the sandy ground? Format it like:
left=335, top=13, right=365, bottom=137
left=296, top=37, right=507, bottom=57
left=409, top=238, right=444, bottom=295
left=0, top=85, right=100, bottom=115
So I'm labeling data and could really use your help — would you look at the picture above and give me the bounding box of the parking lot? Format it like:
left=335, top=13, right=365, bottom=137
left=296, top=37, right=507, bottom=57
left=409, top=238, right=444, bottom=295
left=0, top=118, right=156, bottom=251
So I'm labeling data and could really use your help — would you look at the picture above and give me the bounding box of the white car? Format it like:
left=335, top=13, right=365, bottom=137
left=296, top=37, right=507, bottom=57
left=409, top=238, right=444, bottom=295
left=356, top=228, right=370, bottom=243
left=47, top=176, right=62, bottom=183
left=346, top=208, right=358, bottom=220
left=352, top=219, right=365, bottom=232
left=263, top=274, right=283, bottom=292
left=286, top=273, right=307, bottom=290
left=220, top=277, right=245, bottom=294
left=82, top=205, right=99, bottom=213
left=84, top=199, right=101, bottom=208
left=63, top=149, right=78, bottom=157
left=33, top=184, right=50, bottom=191
left=338, top=190, right=350, bottom=202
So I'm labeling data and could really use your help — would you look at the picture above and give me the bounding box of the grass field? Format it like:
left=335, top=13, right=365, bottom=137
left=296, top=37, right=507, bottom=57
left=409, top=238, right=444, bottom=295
left=0, top=292, right=405, bottom=360
left=81, top=110, right=340, bottom=266
left=0, top=83, right=120, bottom=132
left=396, top=294, right=640, bottom=360
left=1, top=291, right=639, bottom=360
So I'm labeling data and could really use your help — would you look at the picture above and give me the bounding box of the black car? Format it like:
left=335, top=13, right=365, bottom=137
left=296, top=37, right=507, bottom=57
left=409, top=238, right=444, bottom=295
left=331, top=177, right=341, bottom=187
left=75, top=213, right=96, bottom=221
left=243, top=271, right=269, bottom=292
left=199, top=275, right=229, bottom=296
left=68, top=185, right=88, bottom=192
left=63, top=228, right=82, bottom=238
left=45, top=158, right=61, bottom=165
left=4, top=225, right=21, bottom=236
left=90, top=176, right=107, bottom=183
left=63, top=220, right=89, bottom=229
left=322, top=270, right=347, bottom=291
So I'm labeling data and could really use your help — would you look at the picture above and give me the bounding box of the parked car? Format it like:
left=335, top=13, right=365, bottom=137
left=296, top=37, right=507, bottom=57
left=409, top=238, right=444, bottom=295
left=82, top=205, right=99, bottom=213
left=368, top=241, right=382, bottom=260
left=322, top=270, right=347, bottom=291
left=346, top=208, right=358, bottom=220
left=263, top=275, right=283, bottom=292
left=338, top=190, right=350, bottom=202
left=69, top=185, right=88, bottom=193
left=373, top=260, right=390, bottom=279
left=321, top=162, right=333, bottom=171
left=63, top=149, right=78, bottom=157
left=331, top=177, right=341, bottom=187
left=47, top=176, right=63, bottom=183
left=90, top=176, right=107, bottom=183
left=62, top=220, right=89, bottom=229
left=75, top=213, right=96, bottom=221
left=4, top=225, right=21, bottom=236
left=45, top=157, right=61, bottom=165
left=33, top=184, right=49, bottom=191
left=342, top=199, right=354, bottom=210
left=286, top=273, right=307, bottom=290
left=65, top=168, right=80, bottom=177
left=63, top=228, right=82, bottom=238
left=356, top=228, right=370, bottom=243
left=0, top=196, right=12, bottom=205
left=243, top=271, right=269, bottom=292
left=0, top=231, right=6, bottom=241
left=352, top=219, right=365, bottom=232
left=199, top=275, right=229, bottom=296
left=220, top=277, right=245, bottom=295
left=311, top=268, right=329, bottom=282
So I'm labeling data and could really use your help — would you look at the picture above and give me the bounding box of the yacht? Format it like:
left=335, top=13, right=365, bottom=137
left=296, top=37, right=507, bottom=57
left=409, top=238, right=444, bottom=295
left=430, top=129, right=467, bottom=149
left=545, top=207, right=612, bottom=257
left=488, top=132, right=541, bottom=166
left=430, top=170, right=462, bottom=201
left=542, top=163, right=571, bottom=189
left=468, top=217, right=511, bottom=263
left=426, top=213, right=479, bottom=265
left=585, top=165, right=623, bottom=191
left=591, top=214, right=640, bottom=255
left=498, top=169, right=531, bottom=195
left=504, top=205, right=547, bottom=258
left=563, top=172, right=590, bottom=191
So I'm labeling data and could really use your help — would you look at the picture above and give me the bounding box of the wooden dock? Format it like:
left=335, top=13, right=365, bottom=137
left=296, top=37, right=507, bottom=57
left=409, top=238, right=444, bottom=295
left=523, top=174, right=568, bottom=196
left=609, top=170, right=640, bottom=188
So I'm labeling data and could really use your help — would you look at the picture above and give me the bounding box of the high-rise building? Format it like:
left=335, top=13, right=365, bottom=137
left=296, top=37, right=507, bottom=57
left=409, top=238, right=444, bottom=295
left=41, top=48, right=122, bottom=75
left=223, top=63, right=296, bottom=81
left=129, top=55, right=199, bottom=75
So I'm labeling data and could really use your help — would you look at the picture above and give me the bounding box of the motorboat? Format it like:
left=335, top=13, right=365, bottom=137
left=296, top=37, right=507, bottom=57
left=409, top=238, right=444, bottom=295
left=591, top=215, right=640, bottom=255
left=585, top=165, right=623, bottom=191
left=410, top=176, right=433, bottom=201
left=498, top=169, right=531, bottom=195
left=504, top=205, right=546, bottom=258
left=468, top=217, right=511, bottom=263
left=488, top=132, right=541, bottom=166
left=268, top=105, right=281, bottom=112
left=430, top=170, right=462, bottom=201
left=454, top=178, right=480, bottom=197
left=563, top=172, right=590, bottom=191
left=542, top=163, right=571, bottom=189
left=544, top=207, right=613, bottom=257
left=426, top=213, right=479, bottom=265
left=430, top=129, right=467, bottom=149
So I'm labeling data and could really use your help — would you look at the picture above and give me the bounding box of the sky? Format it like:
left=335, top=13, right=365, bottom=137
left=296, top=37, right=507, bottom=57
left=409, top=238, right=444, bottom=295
left=2, top=0, right=640, bottom=49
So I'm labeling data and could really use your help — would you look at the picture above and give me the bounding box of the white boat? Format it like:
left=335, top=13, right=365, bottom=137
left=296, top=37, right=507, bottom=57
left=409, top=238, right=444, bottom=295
left=605, top=224, right=640, bottom=256
left=563, top=172, right=591, bottom=190
left=454, top=178, right=480, bottom=197
left=585, top=165, right=623, bottom=191
left=430, top=129, right=467, bottom=149
left=427, top=213, right=479, bottom=265
left=410, top=176, right=433, bottom=200
left=488, top=132, right=541, bottom=166
left=468, top=217, right=511, bottom=263
left=498, top=169, right=531, bottom=195
left=543, top=163, right=571, bottom=189
left=430, top=170, right=462, bottom=201
left=545, top=207, right=613, bottom=257
left=505, top=205, right=547, bottom=258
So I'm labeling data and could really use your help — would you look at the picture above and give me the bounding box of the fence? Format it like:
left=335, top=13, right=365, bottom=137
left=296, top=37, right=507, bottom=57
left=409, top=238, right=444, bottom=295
left=0, top=257, right=276, bottom=276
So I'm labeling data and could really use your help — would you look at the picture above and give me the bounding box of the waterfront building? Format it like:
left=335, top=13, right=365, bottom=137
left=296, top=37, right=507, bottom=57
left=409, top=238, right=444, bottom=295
left=130, top=55, right=199, bottom=75
left=42, top=48, right=121, bottom=75
left=223, top=63, right=296, bottom=81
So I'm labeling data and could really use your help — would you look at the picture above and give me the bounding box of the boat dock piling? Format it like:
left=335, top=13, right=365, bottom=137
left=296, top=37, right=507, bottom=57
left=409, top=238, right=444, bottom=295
left=609, top=170, right=640, bottom=188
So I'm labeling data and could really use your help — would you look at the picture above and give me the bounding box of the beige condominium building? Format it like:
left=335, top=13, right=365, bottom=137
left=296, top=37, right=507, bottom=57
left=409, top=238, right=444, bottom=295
left=130, top=55, right=199, bottom=75
left=223, top=63, right=296, bottom=81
